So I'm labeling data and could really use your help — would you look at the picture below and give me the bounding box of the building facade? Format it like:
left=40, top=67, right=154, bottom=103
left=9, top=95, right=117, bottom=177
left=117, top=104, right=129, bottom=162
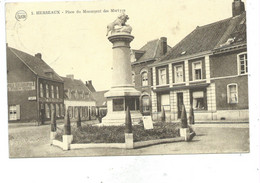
left=7, top=46, right=64, bottom=122
left=149, top=0, right=248, bottom=122
left=62, top=75, right=97, bottom=120
left=131, top=37, right=171, bottom=116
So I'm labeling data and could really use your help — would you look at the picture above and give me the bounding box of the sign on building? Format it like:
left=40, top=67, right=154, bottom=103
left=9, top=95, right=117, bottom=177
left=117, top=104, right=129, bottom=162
left=8, top=82, right=36, bottom=91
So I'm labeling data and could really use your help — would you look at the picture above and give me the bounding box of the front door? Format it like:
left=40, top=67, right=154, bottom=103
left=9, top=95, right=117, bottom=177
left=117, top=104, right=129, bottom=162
left=177, top=93, right=183, bottom=118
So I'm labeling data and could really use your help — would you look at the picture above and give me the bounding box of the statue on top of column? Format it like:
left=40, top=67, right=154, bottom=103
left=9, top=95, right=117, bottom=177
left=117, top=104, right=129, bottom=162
left=106, top=13, right=132, bottom=36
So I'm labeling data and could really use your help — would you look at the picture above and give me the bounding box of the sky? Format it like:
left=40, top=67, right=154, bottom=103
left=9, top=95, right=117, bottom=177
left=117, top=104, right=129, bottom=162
left=5, top=0, right=245, bottom=91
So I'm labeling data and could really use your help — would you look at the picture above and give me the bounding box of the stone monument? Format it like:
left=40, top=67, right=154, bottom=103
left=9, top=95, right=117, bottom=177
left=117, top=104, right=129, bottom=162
left=102, top=13, right=142, bottom=125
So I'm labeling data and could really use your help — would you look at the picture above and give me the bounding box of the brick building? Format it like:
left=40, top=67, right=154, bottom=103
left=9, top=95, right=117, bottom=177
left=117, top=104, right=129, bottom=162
left=149, top=0, right=248, bottom=122
left=62, top=75, right=97, bottom=120
left=7, top=46, right=64, bottom=122
left=131, top=37, right=171, bottom=115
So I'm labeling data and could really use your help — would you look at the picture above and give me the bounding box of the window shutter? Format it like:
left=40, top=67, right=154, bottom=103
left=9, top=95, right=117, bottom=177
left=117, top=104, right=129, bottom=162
left=16, top=105, right=20, bottom=120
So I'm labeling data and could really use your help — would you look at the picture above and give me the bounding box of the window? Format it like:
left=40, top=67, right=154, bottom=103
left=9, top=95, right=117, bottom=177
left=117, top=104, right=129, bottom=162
left=158, top=68, right=167, bottom=85
left=158, top=93, right=170, bottom=111
left=56, top=104, right=60, bottom=117
left=60, top=104, right=64, bottom=117
left=45, top=104, right=50, bottom=118
left=132, top=72, right=135, bottom=85
left=142, top=95, right=150, bottom=112
left=141, top=71, right=148, bottom=86
left=192, top=91, right=206, bottom=110
left=238, top=53, right=248, bottom=74
left=113, top=99, right=124, bottom=111
left=9, top=105, right=20, bottom=120
left=227, top=84, right=238, bottom=104
left=192, top=61, right=202, bottom=80
left=174, top=65, right=183, bottom=83
left=40, top=83, right=44, bottom=98
left=51, top=85, right=54, bottom=98
left=125, top=97, right=140, bottom=111
left=56, top=86, right=59, bottom=98
left=46, top=85, right=49, bottom=98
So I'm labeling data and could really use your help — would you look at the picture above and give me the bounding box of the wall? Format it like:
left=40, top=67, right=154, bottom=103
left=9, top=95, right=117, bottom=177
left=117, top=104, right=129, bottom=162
left=7, top=48, right=38, bottom=122
left=210, top=48, right=247, bottom=78
left=214, top=76, right=248, bottom=110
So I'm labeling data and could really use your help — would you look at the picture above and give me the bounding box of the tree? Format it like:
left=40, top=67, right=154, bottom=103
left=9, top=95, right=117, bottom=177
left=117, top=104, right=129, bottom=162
left=76, top=107, right=81, bottom=128
left=161, top=106, right=166, bottom=122
left=125, top=106, right=132, bottom=133
left=181, top=105, right=188, bottom=128
left=189, top=106, right=195, bottom=125
left=50, top=107, right=56, bottom=132
left=64, top=108, right=71, bottom=135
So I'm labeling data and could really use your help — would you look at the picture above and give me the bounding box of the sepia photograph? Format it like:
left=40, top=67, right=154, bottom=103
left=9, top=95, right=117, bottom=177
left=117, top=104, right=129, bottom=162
left=5, top=0, right=251, bottom=158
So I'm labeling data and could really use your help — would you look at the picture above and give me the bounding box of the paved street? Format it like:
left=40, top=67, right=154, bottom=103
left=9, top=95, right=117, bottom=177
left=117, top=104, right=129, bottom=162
left=8, top=121, right=249, bottom=158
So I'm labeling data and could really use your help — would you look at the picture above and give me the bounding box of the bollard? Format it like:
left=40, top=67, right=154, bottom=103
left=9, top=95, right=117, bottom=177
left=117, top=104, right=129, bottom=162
left=63, top=108, right=73, bottom=150
left=125, top=106, right=134, bottom=149
left=50, top=107, right=57, bottom=145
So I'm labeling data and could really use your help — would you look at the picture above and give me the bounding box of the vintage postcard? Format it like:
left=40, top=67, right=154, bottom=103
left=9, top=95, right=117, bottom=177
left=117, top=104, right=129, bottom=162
left=5, top=0, right=250, bottom=159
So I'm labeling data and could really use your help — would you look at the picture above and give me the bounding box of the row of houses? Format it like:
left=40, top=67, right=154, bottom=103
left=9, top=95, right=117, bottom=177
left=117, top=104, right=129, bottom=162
left=6, top=46, right=98, bottom=122
left=130, top=0, right=248, bottom=122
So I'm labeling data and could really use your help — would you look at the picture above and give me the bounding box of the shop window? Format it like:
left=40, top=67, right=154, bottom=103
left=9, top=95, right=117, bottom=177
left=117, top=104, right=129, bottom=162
left=227, top=84, right=238, bottom=104
left=40, top=83, right=44, bottom=98
left=192, top=91, right=206, bottom=110
left=174, top=65, right=183, bottom=83
left=45, top=104, right=50, bottom=118
left=142, top=95, right=150, bottom=112
left=238, top=53, right=248, bottom=75
left=158, top=93, right=170, bottom=112
left=56, top=104, right=60, bottom=117
left=158, top=68, right=167, bottom=85
left=141, top=71, right=148, bottom=86
left=192, top=61, right=202, bottom=80
left=113, top=99, right=124, bottom=111
left=46, top=85, right=49, bottom=98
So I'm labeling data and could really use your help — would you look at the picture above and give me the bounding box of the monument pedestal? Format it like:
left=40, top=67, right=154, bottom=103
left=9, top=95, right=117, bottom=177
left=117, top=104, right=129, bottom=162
left=101, top=32, right=142, bottom=125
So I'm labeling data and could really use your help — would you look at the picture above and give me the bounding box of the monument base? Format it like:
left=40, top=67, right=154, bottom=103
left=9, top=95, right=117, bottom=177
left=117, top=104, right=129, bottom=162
left=102, top=110, right=142, bottom=126
left=101, top=92, right=142, bottom=126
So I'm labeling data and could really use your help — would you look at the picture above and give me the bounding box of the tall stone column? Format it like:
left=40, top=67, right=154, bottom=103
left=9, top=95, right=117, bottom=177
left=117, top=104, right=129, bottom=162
left=102, top=14, right=142, bottom=125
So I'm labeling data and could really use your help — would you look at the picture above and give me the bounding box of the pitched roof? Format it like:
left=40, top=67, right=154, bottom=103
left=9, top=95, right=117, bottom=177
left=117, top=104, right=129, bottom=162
left=61, top=76, right=95, bottom=101
left=133, top=38, right=171, bottom=63
left=91, top=90, right=108, bottom=107
left=159, top=12, right=246, bottom=62
left=86, top=82, right=96, bottom=92
left=8, top=47, right=63, bottom=82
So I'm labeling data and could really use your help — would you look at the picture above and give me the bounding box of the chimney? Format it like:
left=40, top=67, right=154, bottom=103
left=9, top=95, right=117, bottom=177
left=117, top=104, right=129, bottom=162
left=160, top=37, right=167, bottom=56
left=66, top=74, right=74, bottom=80
left=35, top=53, right=42, bottom=59
left=88, top=80, right=92, bottom=85
left=232, top=0, right=245, bottom=17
